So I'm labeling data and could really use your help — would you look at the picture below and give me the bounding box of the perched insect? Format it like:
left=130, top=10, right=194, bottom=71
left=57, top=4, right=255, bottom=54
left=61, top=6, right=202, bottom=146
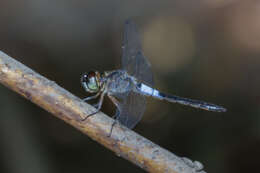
left=81, top=19, right=226, bottom=135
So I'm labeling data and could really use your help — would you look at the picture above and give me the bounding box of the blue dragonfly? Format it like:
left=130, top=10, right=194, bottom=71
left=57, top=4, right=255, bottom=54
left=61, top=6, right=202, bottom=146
left=80, top=19, right=226, bottom=135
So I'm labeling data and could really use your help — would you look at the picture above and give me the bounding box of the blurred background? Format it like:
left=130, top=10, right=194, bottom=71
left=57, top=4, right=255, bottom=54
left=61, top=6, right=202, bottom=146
left=0, top=0, right=259, bottom=172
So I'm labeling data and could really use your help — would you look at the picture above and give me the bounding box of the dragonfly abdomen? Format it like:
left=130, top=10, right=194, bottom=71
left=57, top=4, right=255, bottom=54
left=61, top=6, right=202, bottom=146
left=136, top=83, right=162, bottom=98
left=136, top=83, right=226, bottom=112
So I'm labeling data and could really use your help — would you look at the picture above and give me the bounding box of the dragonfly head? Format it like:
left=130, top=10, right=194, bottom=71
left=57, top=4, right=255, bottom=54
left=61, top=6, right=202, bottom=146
left=81, top=71, right=102, bottom=93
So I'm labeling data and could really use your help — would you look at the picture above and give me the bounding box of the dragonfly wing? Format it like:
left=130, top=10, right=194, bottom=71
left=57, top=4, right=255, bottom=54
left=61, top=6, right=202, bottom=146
left=116, top=91, right=146, bottom=129
left=121, top=19, right=154, bottom=86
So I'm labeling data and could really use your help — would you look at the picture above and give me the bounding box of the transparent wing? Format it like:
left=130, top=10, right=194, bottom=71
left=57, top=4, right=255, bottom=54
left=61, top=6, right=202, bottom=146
left=121, top=19, right=154, bottom=86
left=116, top=19, right=154, bottom=129
left=116, top=91, right=146, bottom=129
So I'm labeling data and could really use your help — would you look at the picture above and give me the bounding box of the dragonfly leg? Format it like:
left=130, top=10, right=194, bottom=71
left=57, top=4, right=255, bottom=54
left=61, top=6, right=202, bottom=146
left=107, top=95, right=121, bottom=137
left=83, top=92, right=100, bottom=102
left=108, top=111, right=120, bottom=137
left=108, top=95, right=121, bottom=116
left=82, top=91, right=105, bottom=121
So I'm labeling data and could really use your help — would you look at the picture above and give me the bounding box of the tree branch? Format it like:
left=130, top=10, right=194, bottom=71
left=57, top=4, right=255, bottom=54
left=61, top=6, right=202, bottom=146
left=0, top=51, right=206, bottom=173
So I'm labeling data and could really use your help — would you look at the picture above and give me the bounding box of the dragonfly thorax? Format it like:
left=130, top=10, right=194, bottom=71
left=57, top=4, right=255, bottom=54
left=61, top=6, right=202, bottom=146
left=105, top=70, right=134, bottom=95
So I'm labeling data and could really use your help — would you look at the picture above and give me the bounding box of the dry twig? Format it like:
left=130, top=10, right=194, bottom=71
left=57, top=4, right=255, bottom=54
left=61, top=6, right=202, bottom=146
left=0, top=51, right=206, bottom=173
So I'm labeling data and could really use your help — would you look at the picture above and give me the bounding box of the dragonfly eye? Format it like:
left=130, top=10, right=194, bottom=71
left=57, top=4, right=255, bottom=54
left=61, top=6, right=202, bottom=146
left=81, top=71, right=100, bottom=93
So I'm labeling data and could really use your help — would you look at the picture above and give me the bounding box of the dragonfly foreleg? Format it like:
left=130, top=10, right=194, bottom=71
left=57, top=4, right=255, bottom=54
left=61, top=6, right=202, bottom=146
left=83, top=92, right=101, bottom=102
left=82, top=91, right=105, bottom=121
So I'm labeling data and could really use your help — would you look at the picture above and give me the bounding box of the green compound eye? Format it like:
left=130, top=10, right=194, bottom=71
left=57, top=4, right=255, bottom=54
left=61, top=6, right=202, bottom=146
left=81, top=71, right=100, bottom=93
left=87, top=77, right=99, bottom=91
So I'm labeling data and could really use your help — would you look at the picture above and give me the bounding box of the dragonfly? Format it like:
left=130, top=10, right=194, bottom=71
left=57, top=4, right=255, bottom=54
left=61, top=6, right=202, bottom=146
left=81, top=19, right=226, bottom=135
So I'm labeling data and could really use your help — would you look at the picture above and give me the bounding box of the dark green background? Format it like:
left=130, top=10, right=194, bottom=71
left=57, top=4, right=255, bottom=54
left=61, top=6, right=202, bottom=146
left=0, top=1, right=259, bottom=173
